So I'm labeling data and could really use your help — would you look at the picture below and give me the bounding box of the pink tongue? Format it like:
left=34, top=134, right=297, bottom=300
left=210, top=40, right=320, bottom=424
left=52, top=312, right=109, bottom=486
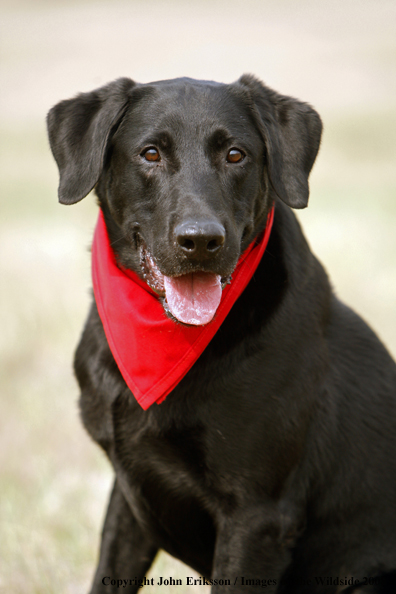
left=164, top=272, right=222, bottom=325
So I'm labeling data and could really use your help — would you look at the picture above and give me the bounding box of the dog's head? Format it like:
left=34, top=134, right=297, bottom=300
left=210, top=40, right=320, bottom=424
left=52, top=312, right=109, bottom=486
left=47, top=75, right=321, bottom=325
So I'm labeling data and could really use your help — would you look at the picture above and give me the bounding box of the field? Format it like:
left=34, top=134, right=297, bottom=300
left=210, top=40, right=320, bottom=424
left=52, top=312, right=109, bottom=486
left=1, top=0, right=395, bottom=592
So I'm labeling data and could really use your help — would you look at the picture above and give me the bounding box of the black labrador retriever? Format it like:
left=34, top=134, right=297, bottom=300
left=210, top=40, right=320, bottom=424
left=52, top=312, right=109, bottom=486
left=47, top=75, right=396, bottom=593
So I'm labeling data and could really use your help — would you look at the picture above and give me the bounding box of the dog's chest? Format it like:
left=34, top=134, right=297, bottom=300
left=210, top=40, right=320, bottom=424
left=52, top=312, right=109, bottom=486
left=110, top=378, right=299, bottom=520
left=110, top=398, right=226, bottom=558
left=112, top=394, right=231, bottom=502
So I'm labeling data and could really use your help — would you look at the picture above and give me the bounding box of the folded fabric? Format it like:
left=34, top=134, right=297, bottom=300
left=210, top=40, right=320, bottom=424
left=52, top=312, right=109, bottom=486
left=92, top=206, right=274, bottom=409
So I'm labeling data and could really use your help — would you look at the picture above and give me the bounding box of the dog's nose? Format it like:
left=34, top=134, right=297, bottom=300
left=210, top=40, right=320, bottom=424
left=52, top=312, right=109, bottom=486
left=174, top=220, right=225, bottom=259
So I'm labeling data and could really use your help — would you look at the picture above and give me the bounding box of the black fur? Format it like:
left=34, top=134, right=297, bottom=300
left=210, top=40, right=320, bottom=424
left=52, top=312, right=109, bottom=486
left=47, top=76, right=396, bottom=593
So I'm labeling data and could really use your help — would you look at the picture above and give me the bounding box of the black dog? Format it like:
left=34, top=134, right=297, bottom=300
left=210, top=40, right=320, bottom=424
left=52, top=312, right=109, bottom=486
left=47, top=75, right=396, bottom=593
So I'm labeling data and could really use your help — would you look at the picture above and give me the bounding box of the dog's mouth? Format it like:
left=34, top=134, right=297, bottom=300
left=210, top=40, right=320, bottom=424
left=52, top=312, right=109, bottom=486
left=139, top=242, right=231, bottom=326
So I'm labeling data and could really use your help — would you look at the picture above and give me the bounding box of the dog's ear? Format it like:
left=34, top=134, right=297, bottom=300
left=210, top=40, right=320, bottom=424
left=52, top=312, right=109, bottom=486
left=47, top=78, right=136, bottom=204
left=237, top=75, right=322, bottom=209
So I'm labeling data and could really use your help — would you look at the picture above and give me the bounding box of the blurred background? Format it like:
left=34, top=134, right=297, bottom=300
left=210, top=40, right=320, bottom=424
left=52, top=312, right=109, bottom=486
left=1, top=0, right=395, bottom=592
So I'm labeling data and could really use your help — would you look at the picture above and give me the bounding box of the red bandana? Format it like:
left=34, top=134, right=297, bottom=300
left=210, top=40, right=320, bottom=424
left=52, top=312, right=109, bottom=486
left=92, top=207, right=274, bottom=410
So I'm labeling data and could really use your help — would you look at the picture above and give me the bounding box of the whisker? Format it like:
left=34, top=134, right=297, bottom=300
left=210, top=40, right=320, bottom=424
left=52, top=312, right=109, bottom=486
left=109, top=233, right=129, bottom=248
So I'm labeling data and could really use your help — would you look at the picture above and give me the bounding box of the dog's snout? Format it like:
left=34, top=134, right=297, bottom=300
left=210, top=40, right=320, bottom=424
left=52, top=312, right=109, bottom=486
left=175, top=220, right=225, bottom=259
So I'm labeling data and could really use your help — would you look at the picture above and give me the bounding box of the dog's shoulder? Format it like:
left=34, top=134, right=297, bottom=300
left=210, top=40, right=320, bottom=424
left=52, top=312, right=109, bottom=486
left=75, top=300, right=131, bottom=451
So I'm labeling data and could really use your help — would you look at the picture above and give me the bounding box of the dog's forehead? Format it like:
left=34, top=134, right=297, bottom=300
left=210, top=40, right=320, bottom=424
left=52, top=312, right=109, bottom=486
left=124, top=78, right=254, bottom=140
left=140, top=77, right=230, bottom=107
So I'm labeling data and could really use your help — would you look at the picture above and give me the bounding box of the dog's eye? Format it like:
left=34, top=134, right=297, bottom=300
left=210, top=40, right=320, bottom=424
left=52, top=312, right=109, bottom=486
left=142, top=147, right=160, bottom=162
left=226, top=148, right=245, bottom=163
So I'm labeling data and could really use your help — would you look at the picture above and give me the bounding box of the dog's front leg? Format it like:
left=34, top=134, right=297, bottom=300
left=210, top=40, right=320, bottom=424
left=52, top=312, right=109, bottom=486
left=89, top=479, right=158, bottom=594
left=211, top=506, right=296, bottom=592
